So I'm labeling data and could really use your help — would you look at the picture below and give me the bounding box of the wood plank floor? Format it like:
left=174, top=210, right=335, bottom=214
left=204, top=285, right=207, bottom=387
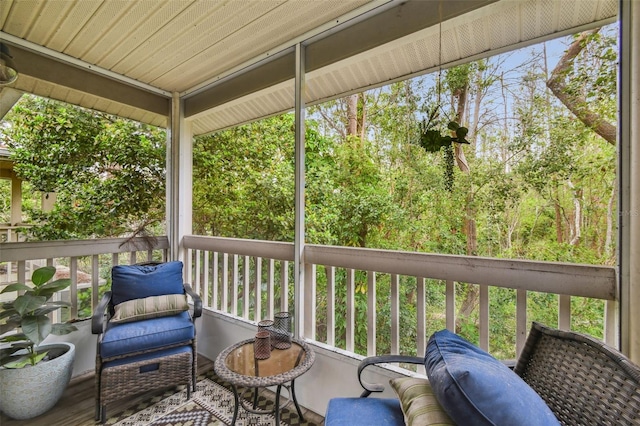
left=1, top=354, right=325, bottom=426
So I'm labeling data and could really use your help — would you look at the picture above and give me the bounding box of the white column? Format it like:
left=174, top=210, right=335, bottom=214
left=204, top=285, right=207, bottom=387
left=619, top=0, right=640, bottom=363
left=294, top=42, right=306, bottom=339
left=168, top=93, right=193, bottom=265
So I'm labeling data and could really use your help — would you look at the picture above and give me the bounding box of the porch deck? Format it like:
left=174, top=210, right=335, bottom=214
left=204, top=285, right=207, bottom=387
left=0, top=354, right=325, bottom=426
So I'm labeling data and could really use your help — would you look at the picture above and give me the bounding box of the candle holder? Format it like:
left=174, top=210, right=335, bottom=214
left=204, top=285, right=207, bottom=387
left=273, top=312, right=292, bottom=349
left=258, top=319, right=276, bottom=348
left=254, top=331, right=271, bottom=359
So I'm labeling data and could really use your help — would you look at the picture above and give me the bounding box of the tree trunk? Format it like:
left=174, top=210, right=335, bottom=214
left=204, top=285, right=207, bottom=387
left=547, top=29, right=616, bottom=146
left=554, top=198, right=564, bottom=243
left=347, top=94, right=359, bottom=137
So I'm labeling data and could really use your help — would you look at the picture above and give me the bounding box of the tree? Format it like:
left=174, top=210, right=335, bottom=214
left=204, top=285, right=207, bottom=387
left=3, top=96, right=166, bottom=240
left=547, top=29, right=616, bottom=145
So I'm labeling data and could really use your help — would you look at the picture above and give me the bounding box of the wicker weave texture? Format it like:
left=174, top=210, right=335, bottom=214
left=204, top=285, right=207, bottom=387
left=515, top=322, right=640, bottom=426
left=100, top=350, right=193, bottom=406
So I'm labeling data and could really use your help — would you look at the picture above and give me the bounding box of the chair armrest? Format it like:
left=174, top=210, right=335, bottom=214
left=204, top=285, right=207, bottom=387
left=184, top=283, right=202, bottom=318
left=358, top=355, right=425, bottom=397
left=91, top=291, right=112, bottom=334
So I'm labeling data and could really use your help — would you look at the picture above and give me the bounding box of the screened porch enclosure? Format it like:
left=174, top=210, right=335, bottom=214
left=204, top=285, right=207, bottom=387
left=1, top=0, right=639, bottom=415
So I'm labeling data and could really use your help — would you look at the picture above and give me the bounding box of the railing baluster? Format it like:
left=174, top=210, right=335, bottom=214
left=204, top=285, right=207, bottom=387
left=70, top=257, right=78, bottom=320
left=559, top=294, right=571, bottom=330
left=91, top=255, right=99, bottom=311
left=304, top=263, right=316, bottom=339
left=255, top=257, right=262, bottom=321
left=391, top=274, right=399, bottom=355
left=195, top=250, right=202, bottom=297
left=327, top=266, right=336, bottom=347
left=266, top=258, right=275, bottom=319
left=446, top=280, right=455, bottom=331
left=203, top=251, right=210, bottom=308
left=280, top=260, right=289, bottom=312
left=241, top=255, right=248, bottom=319
left=367, top=271, right=376, bottom=356
left=222, top=253, right=229, bottom=313
left=516, top=288, right=527, bottom=356
left=417, top=276, right=426, bottom=374
left=346, top=268, right=355, bottom=353
left=212, top=252, right=219, bottom=310
left=605, top=299, right=617, bottom=346
left=232, top=255, right=240, bottom=317
left=479, top=284, right=489, bottom=351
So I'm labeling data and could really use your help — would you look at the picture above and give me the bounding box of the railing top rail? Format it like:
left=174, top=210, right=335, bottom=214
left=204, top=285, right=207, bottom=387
left=0, top=236, right=169, bottom=262
left=305, top=245, right=617, bottom=301
left=181, top=236, right=616, bottom=301
left=182, top=235, right=294, bottom=261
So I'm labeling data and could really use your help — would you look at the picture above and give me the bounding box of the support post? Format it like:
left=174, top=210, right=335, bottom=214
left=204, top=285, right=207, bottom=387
left=619, top=0, right=640, bottom=362
left=294, top=43, right=306, bottom=339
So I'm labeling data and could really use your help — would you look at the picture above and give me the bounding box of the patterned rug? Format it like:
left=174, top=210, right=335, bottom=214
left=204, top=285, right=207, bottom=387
left=108, top=378, right=286, bottom=426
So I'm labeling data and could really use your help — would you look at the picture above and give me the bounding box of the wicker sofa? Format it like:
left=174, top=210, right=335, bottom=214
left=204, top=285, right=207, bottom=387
left=325, top=322, right=640, bottom=426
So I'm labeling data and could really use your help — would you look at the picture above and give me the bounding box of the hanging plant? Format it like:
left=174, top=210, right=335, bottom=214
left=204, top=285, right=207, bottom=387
left=417, top=111, right=470, bottom=191
left=418, top=119, right=470, bottom=153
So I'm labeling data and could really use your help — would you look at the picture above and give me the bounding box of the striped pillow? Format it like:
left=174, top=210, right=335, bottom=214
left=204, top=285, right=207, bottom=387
left=389, top=377, right=455, bottom=426
left=111, top=294, right=189, bottom=323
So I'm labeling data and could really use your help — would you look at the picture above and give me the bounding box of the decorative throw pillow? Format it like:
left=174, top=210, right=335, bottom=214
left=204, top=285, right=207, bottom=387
left=425, top=329, right=560, bottom=426
left=389, top=377, right=455, bottom=426
left=111, top=294, right=189, bottom=323
left=111, top=261, right=184, bottom=305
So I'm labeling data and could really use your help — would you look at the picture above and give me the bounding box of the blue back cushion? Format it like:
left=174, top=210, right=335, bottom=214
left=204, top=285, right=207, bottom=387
left=112, top=261, right=184, bottom=305
left=425, top=329, right=560, bottom=426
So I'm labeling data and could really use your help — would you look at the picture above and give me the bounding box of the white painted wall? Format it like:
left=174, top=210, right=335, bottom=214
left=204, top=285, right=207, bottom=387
left=43, top=318, right=96, bottom=377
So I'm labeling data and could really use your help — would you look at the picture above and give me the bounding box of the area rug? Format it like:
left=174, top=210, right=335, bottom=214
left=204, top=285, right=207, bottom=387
left=109, top=378, right=286, bottom=426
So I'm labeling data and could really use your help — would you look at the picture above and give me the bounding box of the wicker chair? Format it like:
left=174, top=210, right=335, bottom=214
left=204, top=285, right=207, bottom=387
left=91, top=261, right=202, bottom=423
left=514, top=321, right=640, bottom=426
left=325, top=322, right=640, bottom=426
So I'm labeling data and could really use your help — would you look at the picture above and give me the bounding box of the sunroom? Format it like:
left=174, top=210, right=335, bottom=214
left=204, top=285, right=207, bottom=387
left=1, top=0, right=639, bottom=423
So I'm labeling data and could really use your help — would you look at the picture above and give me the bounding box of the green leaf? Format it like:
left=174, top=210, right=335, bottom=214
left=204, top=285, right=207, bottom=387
left=455, top=127, right=468, bottom=139
left=3, top=355, right=33, bottom=369
left=0, top=283, right=32, bottom=294
left=31, top=266, right=56, bottom=286
left=38, top=278, right=71, bottom=295
left=20, top=315, right=51, bottom=346
left=13, top=294, right=47, bottom=316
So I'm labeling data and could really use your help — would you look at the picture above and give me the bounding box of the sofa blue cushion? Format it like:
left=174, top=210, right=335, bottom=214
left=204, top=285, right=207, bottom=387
left=112, top=261, right=184, bottom=305
left=325, top=398, right=404, bottom=426
left=100, top=311, right=194, bottom=358
left=425, top=329, right=560, bottom=426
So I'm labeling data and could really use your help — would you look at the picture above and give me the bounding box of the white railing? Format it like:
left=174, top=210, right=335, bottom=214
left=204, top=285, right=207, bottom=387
left=0, top=235, right=618, bottom=361
left=0, top=237, right=169, bottom=319
left=182, top=235, right=618, bottom=360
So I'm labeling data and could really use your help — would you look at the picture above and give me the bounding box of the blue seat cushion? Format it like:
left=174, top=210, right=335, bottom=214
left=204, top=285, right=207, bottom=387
left=100, top=311, right=194, bottom=359
left=425, top=329, right=560, bottom=426
left=112, top=261, right=184, bottom=305
left=325, top=398, right=404, bottom=426
left=103, top=345, right=192, bottom=369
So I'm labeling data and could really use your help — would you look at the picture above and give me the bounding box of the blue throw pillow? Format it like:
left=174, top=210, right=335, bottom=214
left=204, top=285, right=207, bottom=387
left=425, top=329, right=559, bottom=426
left=112, top=261, right=184, bottom=305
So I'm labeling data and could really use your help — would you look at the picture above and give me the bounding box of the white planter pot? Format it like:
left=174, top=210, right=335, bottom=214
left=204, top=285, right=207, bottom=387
left=0, top=342, right=75, bottom=420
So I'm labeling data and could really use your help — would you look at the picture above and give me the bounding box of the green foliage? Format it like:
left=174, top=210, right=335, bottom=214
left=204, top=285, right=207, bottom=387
left=0, top=266, right=77, bottom=368
left=3, top=96, right=166, bottom=240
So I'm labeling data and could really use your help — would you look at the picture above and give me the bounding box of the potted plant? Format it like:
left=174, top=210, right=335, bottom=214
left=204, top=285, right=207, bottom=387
left=0, top=265, right=78, bottom=419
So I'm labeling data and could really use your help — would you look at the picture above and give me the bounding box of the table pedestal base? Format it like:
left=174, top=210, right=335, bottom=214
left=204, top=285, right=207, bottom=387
left=230, top=379, right=304, bottom=425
